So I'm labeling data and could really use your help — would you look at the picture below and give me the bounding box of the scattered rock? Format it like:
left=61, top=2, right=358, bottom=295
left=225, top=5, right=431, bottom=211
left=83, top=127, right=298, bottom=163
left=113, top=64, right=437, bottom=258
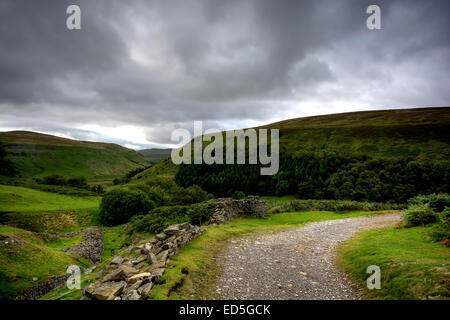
left=147, top=252, right=157, bottom=265
left=122, top=290, right=141, bottom=300
left=64, top=227, right=103, bottom=264
left=132, top=255, right=147, bottom=265
left=127, top=272, right=153, bottom=284
left=164, top=225, right=181, bottom=235
left=152, top=268, right=165, bottom=280
left=157, top=250, right=169, bottom=262
left=102, top=265, right=138, bottom=282
left=85, top=281, right=126, bottom=300
left=81, top=222, right=206, bottom=300
left=111, top=256, right=124, bottom=265
left=138, top=282, right=153, bottom=298
left=155, top=233, right=168, bottom=241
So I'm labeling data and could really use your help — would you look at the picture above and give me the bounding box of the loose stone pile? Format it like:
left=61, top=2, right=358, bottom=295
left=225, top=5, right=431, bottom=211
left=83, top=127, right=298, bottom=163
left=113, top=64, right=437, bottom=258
left=208, top=196, right=269, bottom=225
left=64, top=227, right=103, bottom=264
left=83, top=222, right=204, bottom=300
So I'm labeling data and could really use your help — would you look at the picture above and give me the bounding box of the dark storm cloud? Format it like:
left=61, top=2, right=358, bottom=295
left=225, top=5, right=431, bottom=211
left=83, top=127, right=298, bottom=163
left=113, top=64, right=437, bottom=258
left=0, top=0, right=449, bottom=146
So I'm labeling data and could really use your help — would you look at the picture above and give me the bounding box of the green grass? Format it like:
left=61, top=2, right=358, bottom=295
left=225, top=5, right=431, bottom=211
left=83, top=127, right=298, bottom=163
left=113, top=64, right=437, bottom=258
left=149, top=210, right=393, bottom=299
left=261, top=107, right=450, bottom=161
left=46, top=234, right=84, bottom=251
left=0, top=185, right=101, bottom=231
left=41, top=224, right=147, bottom=300
left=0, top=185, right=100, bottom=212
left=338, top=224, right=450, bottom=300
left=132, top=158, right=178, bottom=181
left=101, top=225, right=133, bottom=262
left=0, top=225, right=90, bottom=300
left=0, top=130, right=150, bottom=181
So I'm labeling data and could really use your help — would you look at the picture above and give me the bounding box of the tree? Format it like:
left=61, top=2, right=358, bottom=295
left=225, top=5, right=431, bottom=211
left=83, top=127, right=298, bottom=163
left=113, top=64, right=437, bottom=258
left=0, top=142, right=17, bottom=176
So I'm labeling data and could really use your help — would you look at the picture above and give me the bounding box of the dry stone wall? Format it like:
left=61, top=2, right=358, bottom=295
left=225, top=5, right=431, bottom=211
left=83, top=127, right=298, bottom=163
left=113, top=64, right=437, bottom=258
left=83, top=222, right=204, bottom=300
left=208, top=196, right=269, bottom=225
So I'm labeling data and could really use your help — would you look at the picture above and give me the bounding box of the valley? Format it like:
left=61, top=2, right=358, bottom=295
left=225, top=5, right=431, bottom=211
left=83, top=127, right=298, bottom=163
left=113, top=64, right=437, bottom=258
left=0, top=107, right=449, bottom=300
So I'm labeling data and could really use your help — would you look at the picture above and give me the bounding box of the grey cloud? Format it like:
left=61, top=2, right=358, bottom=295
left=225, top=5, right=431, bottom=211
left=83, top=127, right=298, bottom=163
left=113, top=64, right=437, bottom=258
left=0, top=0, right=449, bottom=147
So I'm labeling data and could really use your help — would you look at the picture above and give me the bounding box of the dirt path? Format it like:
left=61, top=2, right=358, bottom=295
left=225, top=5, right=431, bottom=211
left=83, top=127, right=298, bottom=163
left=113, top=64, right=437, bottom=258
left=216, top=213, right=402, bottom=300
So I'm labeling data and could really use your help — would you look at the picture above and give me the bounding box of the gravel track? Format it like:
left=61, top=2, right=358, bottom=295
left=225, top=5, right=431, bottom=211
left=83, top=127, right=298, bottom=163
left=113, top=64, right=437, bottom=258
left=216, top=213, right=402, bottom=300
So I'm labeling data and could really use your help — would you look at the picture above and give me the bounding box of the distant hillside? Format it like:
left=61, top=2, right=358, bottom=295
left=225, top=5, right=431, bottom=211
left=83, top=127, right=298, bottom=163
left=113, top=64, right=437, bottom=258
left=0, top=131, right=150, bottom=181
left=132, top=158, right=178, bottom=181
left=138, top=148, right=172, bottom=163
left=174, top=107, right=450, bottom=201
left=259, top=107, right=450, bottom=161
left=132, top=107, right=450, bottom=184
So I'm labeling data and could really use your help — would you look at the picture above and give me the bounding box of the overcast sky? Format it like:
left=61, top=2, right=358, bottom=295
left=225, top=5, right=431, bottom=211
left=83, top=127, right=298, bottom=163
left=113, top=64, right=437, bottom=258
left=0, top=0, right=449, bottom=149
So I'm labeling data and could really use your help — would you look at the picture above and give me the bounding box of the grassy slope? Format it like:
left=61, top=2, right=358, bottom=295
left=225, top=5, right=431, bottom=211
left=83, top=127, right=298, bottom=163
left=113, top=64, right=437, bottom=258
left=0, top=225, right=90, bottom=300
left=134, top=107, right=450, bottom=181
left=149, top=210, right=394, bottom=299
left=0, top=131, right=150, bottom=181
left=0, top=185, right=100, bottom=232
left=260, top=107, right=450, bottom=161
left=138, top=148, right=172, bottom=163
left=132, top=157, right=178, bottom=181
left=41, top=224, right=140, bottom=300
left=338, top=225, right=450, bottom=300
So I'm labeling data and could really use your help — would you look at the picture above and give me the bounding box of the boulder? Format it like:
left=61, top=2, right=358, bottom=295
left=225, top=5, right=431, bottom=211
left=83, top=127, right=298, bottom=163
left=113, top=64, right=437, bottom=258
left=122, top=289, right=141, bottom=300
left=110, top=256, right=124, bottom=265
left=161, top=242, right=173, bottom=251
left=127, top=272, right=153, bottom=284
left=84, top=281, right=126, bottom=300
left=138, top=282, right=153, bottom=298
left=102, top=265, right=139, bottom=282
left=157, top=250, right=169, bottom=262
left=164, top=225, right=181, bottom=235
left=144, top=243, right=152, bottom=252
left=151, top=261, right=166, bottom=269
left=178, top=222, right=191, bottom=230
left=132, top=255, right=147, bottom=265
left=152, top=268, right=165, bottom=280
left=147, top=252, right=157, bottom=265
left=125, top=280, right=143, bottom=292
left=155, top=233, right=168, bottom=241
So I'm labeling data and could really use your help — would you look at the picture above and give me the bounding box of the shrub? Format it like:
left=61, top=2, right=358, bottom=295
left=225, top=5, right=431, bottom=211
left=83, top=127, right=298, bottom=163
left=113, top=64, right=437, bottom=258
left=268, top=206, right=283, bottom=214
left=429, top=226, right=450, bottom=243
left=403, top=205, right=437, bottom=227
left=67, top=176, right=88, bottom=189
left=131, top=178, right=208, bottom=206
left=178, top=185, right=208, bottom=204
left=313, top=200, right=336, bottom=211
left=439, top=207, right=450, bottom=229
left=131, top=200, right=216, bottom=233
left=89, top=184, right=104, bottom=194
left=334, top=201, right=364, bottom=212
left=232, top=191, right=247, bottom=200
left=266, top=199, right=393, bottom=213
left=99, top=189, right=155, bottom=226
left=408, top=193, right=450, bottom=213
left=42, top=174, right=65, bottom=185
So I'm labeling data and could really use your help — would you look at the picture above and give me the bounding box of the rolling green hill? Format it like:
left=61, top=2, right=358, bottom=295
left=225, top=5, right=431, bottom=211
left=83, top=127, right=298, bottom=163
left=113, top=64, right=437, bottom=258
left=0, top=225, right=90, bottom=299
left=259, top=107, right=450, bottom=161
left=0, top=131, right=150, bottom=182
left=138, top=148, right=172, bottom=163
left=134, top=107, right=450, bottom=183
